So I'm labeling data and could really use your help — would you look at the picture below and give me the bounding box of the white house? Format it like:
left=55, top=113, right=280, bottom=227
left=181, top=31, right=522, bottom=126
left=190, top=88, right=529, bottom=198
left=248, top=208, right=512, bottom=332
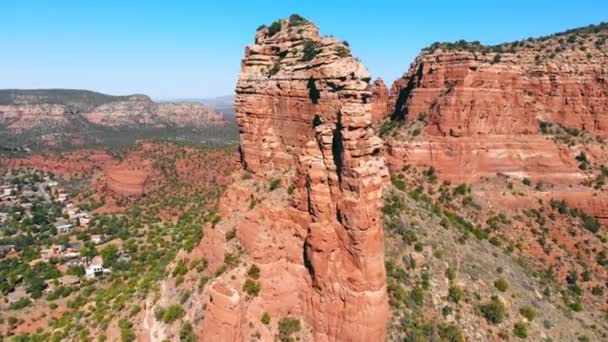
left=85, top=264, right=111, bottom=279
left=76, top=212, right=91, bottom=226
left=56, top=224, right=74, bottom=234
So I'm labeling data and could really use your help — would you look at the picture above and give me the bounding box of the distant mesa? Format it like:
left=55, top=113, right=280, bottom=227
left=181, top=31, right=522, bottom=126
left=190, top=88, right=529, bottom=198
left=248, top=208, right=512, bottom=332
left=0, top=89, right=238, bottom=149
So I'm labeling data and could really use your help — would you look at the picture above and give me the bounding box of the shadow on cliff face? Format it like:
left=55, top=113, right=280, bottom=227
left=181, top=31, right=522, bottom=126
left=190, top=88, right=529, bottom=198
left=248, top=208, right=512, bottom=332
left=307, top=77, right=321, bottom=104
left=332, top=112, right=344, bottom=186
left=391, top=63, right=425, bottom=121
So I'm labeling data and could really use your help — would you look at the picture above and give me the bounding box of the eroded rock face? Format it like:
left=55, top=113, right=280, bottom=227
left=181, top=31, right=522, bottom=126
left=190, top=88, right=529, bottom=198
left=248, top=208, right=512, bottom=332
left=200, top=17, right=390, bottom=341
left=371, top=78, right=389, bottom=123
left=102, top=164, right=152, bottom=196
left=384, top=28, right=608, bottom=222
left=388, top=46, right=608, bottom=138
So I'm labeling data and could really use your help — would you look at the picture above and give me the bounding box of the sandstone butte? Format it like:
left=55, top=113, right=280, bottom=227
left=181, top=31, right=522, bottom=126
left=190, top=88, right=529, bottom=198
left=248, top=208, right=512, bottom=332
left=190, top=16, right=390, bottom=342
left=143, top=19, right=608, bottom=341
left=381, top=30, right=608, bottom=224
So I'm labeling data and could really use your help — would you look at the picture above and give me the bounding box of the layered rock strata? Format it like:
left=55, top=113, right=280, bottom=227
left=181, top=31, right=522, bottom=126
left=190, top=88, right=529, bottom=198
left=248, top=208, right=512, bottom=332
left=371, top=78, right=389, bottom=123
left=199, top=17, right=390, bottom=341
left=383, top=27, right=608, bottom=221
left=385, top=31, right=608, bottom=181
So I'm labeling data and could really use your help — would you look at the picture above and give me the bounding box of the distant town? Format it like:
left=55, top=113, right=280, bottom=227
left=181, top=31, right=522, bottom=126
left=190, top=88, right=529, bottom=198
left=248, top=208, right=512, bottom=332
left=0, top=168, right=129, bottom=306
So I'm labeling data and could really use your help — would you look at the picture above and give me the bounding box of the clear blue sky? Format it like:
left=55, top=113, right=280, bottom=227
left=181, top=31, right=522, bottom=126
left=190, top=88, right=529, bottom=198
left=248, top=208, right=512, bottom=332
left=1, top=1, right=606, bottom=99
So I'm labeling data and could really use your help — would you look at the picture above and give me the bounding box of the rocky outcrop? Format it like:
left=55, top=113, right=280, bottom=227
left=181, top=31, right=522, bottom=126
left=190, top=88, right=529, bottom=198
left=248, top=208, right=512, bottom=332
left=385, top=29, right=608, bottom=177
left=103, top=164, right=152, bottom=196
left=197, top=16, right=390, bottom=341
left=371, top=78, right=389, bottom=123
left=384, top=25, right=608, bottom=221
left=388, top=37, right=608, bottom=137
left=199, top=282, right=243, bottom=342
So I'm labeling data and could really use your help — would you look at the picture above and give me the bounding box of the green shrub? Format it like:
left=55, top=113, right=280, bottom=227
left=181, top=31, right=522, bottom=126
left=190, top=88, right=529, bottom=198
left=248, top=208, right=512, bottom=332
left=129, top=305, right=141, bottom=317
left=569, top=299, right=583, bottom=312
left=424, top=167, right=437, bottom=182
left=161, top=304, right=185, bottom=324
left=268, top=21, right=281, bottom=36
left=269, top=178, right=281, bottom=191
left=243, top=279, right=261, bottom=296
left=519, top=306, right=537, bottom=321
left=582, top=214, right=600, bottom=233
left=67, top=265, right=85, bottom=277
left=173, top=260, right=189, bottom=277
left=410, top=286, right=425, bottom=306
left=336, top=45, right=350, bottom=57
left=448, top=286, right=463, bottom=303
left=180, top=322, right=195, bottom=342
left=180, top=291, right=191, bottom=304
left=248, top=264, right=260, bottom=280
left=119, top=319, right=135, bottom=342
left=494, top=277, right=509, bottom=292
left=489, top=236, right=502, bottom=246
left=591, top=285, right=604, bottom=296
left=513, top=321, right=528, bottom=338
left=225, top=229, right=236, bottom=241
left=439, top=323, right=465, bottom=342
left=445, top=267, right=457, bottom=281
left=288, top=14, right=306, bottom=27
left=278, top=317, right=301, bottom=342
left=302, top=40, right=318, bottom=61
left=261, top=312, right=271, bottom=325
left=522, top=178, right=531, bottom=186
left=390, top=175, right=406, bottom=191
left=453, top=184, right=468, bottom=196
left=480, top=296, right=506, bottom=324
left=10, top=297, right=32, bottom=310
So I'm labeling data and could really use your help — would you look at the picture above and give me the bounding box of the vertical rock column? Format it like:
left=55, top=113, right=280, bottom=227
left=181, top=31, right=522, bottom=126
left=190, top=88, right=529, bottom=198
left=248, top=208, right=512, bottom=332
left=235, top=17, right=389, bottom=341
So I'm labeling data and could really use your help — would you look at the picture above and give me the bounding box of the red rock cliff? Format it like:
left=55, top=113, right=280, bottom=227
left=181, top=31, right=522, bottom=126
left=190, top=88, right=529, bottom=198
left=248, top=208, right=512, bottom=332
left=371, top=78, right=389, bottom=123
left=385, top=27, right=608, bottom=183
left=383, top=25, right=608, bottom=222
left=198, top=16, right=390, bottom=341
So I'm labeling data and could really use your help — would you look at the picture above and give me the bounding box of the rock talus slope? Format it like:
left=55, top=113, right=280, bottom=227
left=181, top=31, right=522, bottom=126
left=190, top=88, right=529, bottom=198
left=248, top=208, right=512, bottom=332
left=197, top=17, right=390, bottom=341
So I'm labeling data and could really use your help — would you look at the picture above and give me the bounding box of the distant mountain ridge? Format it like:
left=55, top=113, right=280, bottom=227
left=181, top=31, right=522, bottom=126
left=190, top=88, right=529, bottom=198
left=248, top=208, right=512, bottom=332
left=0, top=89, right=238, bottom=150
left=166, top=95, right=235, bottom=117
